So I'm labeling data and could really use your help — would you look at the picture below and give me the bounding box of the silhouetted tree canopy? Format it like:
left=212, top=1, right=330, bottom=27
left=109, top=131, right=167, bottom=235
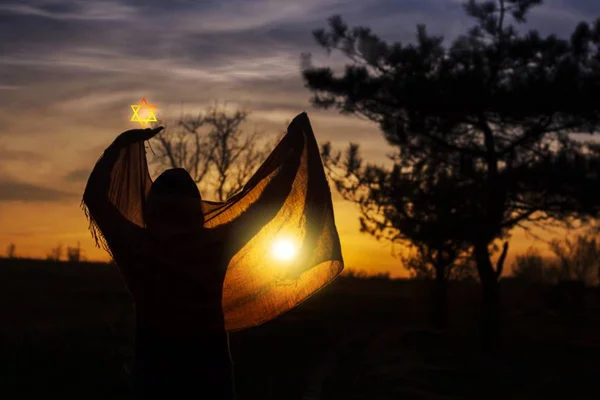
left=303, top=0, right=600, bottom=349
left=321, top=140, right=475, bottom=327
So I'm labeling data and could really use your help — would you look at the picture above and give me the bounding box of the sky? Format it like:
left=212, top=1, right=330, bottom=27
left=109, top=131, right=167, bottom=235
left=0, top=0, right=598, bottom=277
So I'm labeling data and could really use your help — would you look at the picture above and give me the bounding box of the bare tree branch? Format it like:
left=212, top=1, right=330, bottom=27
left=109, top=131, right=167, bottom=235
left=150, top=103, right=279, bottom=201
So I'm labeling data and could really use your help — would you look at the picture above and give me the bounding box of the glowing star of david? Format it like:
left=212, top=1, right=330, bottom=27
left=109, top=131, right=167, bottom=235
left=130, top=97, right=158, bottom=127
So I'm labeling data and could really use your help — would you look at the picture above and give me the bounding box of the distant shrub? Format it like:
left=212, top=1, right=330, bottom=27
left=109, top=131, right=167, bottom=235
left=6, top=243, right=16, bottom=258
left=549, top=233, right=600, bottom=286
left=341, top=269, right=390, bottom=280
left=402, top=248, right=478, bottom=282
left=512, top=248, right=553, bottom=284
left=512, top=233, right=600, bottom=286
left=66, top=242, right=83, bottom=263
left=46, top=243, right=62, bottom=262
left=369, top=271, right=391, bottom=280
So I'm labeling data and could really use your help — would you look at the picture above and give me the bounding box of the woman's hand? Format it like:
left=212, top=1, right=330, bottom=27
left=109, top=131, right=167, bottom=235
left=113, top=126, right=164, bottom=148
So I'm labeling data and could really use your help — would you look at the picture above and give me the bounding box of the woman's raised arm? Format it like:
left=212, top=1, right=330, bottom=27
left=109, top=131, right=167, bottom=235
left=82, top=127, right=163, bottom=287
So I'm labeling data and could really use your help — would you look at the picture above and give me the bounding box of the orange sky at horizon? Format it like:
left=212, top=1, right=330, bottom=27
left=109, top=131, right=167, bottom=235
left=0, top=185, right=581, bottom=279
left=0, top=106, right=584, bottom=279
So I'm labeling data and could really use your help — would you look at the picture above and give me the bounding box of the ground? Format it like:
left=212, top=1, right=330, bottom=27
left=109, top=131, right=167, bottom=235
left=1, top=258, right=600, bottom=399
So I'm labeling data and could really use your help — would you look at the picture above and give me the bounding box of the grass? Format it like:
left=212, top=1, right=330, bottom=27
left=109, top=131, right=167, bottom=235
left=1, top=257, right=600, bottom=399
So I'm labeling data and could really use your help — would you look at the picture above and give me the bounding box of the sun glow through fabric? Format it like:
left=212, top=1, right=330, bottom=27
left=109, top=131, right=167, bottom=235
left=271, top=238, right=298, bottom=262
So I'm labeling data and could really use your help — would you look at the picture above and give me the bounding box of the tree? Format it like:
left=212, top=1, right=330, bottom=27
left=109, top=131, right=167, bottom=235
left=401, top=244, right=478, bottom=281
left=401, top=242, right=478, bottom=327
left=549, top=233, right=600, bottom=286
left=150, top=103, right=279, bottom=201
left=6, top=243, right=15, bottom=259
left=321, top=141, right=477, bottom=328
left=66, top=241, right=83, bottom=263
left=46, top=243, right=62, bottom=262
left=302, top=0, right=600, bottom=350
left=512, top=247, right=553, bottom=283
left=512, top=232, right=600, bottom=285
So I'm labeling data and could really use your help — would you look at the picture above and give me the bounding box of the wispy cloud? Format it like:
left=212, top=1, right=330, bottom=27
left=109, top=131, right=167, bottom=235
left=161, top=0, right=364, bottom=34
left=0, top=0, right=137, bottom=21
left=0, top=178, right=77, bottom=202
left=0, top=144, right=43, bottom=161
left=64, top=168, right=90, bottom=183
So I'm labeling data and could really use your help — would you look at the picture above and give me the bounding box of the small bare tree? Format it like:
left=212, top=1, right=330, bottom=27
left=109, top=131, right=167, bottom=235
left=401, top=242, right=476, bottom=282
left=512, top=248, right=552, bottom=284
left=46, top=243, right=62, bottom=262
left=67, top=241, right=83, bottom=263
left=150, top=103, right=279, bottom=201
left=6, top=243, right=16, bottom=258
left=549, top=233, right=600, bottom=286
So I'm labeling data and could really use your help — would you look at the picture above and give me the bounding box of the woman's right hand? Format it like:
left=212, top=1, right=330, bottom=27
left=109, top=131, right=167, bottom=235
left=115, top=126, right=164, bottom=147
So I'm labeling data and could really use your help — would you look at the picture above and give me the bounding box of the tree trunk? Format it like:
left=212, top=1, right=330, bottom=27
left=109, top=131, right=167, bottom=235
left=432, top=260, right=448, bottom=330
left=474, top=242, right=501, bottom=353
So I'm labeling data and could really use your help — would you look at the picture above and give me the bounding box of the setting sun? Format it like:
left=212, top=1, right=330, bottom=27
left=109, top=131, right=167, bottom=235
left=271, top=238, right=298, bottom=262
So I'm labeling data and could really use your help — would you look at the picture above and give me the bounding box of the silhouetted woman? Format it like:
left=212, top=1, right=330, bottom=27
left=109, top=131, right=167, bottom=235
left=82, top=114, right=344, bottom=399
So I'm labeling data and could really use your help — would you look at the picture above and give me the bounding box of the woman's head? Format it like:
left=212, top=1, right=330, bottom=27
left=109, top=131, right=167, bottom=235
left=144, top=168, right=204, bottom=234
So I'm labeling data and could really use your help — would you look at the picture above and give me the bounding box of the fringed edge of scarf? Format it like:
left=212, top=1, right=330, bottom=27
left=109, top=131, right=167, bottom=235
left=80, top=198, right=115, bottom=261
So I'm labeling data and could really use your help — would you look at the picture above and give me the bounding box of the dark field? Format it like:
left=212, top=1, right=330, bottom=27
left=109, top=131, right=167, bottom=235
left=2, top=258, right=600, bottom=399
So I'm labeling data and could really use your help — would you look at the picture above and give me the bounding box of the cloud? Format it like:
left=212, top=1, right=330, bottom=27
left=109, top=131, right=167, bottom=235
left=0, top=1, right=138, bottom=21
left=1, top=0, right=582, bottom=106
left=0, top=0, right=596, bottom=137
left=0, top=0, right=598, bottom=162
left=152, top=0, right=368, bottom=35
left=0, top=144, right=43, bottom=161
left=64, top=168, right=90, bottom=183
left=0, top=178, right=78, bottom=202
left=0, top=1, right=448, bottom=89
